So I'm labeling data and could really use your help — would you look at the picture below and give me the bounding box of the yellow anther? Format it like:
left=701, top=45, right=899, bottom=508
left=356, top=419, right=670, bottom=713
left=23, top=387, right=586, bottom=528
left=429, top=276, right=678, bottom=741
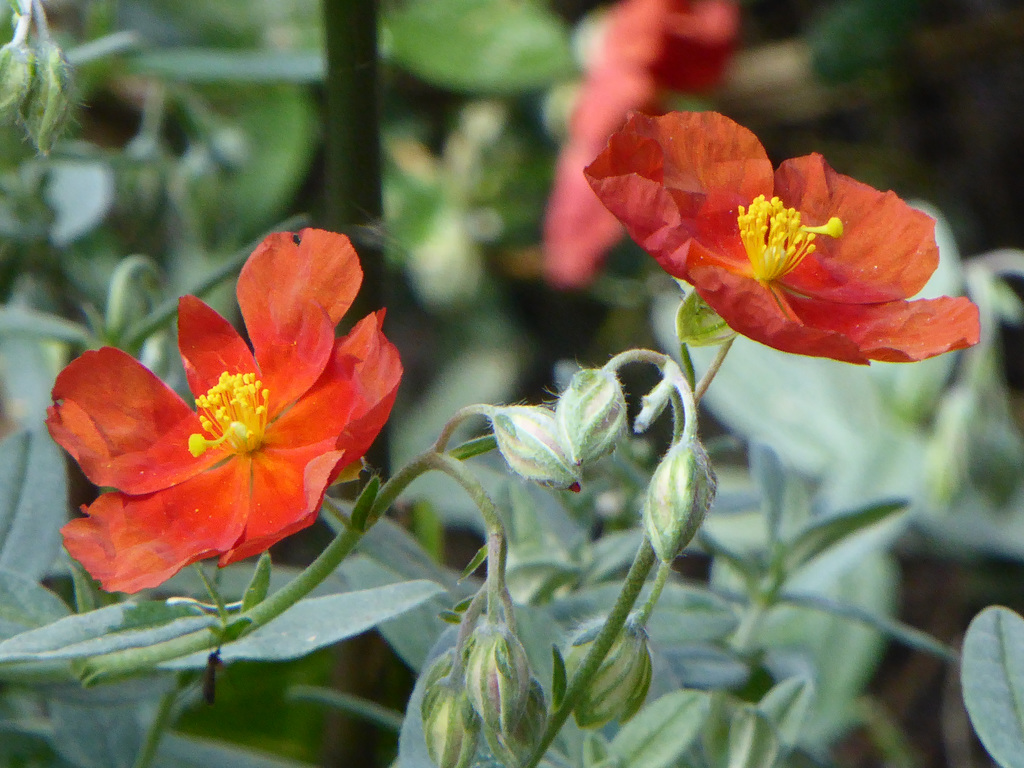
left=737, top=195, right=843, bottom=283
left=188, top=371, right=270, bottom=457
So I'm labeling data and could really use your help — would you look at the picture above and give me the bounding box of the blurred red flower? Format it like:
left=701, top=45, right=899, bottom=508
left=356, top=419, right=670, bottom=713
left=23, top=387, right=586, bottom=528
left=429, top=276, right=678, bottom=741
left=47, top=229, right=402, bottom=593
left=585, top=111, right=980, bottom=363
left=544, top=0, right=740, bottom=288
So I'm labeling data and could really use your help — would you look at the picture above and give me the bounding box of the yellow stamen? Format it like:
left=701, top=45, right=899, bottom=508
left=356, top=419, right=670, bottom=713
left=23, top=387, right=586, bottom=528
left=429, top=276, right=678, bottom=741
left=188, top=371, right=270, bottom=457
left=737, top=195, right=843, bottom=283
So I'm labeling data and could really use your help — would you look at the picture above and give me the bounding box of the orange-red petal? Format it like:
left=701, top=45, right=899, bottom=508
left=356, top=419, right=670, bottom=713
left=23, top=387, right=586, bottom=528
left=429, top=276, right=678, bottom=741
left=585, top=111, right=773, bottom=278
left=773, top=154, right=940, bottom=303
left=46, top=347, right=217, bottom=494
left=237, top=228, right=361, bottom=353
left=61, top=459, right=251, bottom=593
left=177, top=295, right=259, bottom=398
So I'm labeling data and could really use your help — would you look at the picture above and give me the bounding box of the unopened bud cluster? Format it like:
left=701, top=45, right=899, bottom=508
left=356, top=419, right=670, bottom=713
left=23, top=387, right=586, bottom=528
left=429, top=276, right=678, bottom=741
left=421, top=652, right=479, bottom=768
left=463, top=624, right=547, bottom=766
left=566, top=623, right=652, bottom=728
left=491, top=368, right=626, bottom=489
left=0, top=37, right=73, bottom=153
left=643, top=439, right=716, bottom=562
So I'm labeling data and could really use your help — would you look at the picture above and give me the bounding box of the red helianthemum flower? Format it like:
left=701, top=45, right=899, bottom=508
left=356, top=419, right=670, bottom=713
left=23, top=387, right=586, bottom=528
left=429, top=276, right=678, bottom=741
left=47, top=229, right=403, bottom=593
left=585, top=111, right=980, bottom=363
left=544, top=0, right=740, bottom=288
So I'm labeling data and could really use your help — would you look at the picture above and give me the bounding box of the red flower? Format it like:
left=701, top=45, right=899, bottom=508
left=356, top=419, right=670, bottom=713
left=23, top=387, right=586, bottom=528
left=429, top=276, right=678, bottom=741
left=544, top=0, right=740, bottom=288
left=47, top=229, right=403, bottom=593
left=585, top=111, right=980, bottom=363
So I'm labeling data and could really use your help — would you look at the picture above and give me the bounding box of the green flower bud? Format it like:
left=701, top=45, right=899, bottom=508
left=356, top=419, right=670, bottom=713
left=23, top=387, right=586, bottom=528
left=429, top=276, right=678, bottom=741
left=567, top=625, right=652, bottom=728
left=676, top=290, right=736, bottom=347
left=22, top=41, right=72, bottom=154
left=556, top=368, right=627, bottom=466
left=643, top=440, right=716, bottom=562
left=421, top=652, right=480, bottom=768
left=491, top=406, right=580, bottom=489
left=485, top=677, right=548, bottom=767
left=0, top=43, right=34, bottom=119
left=463, top=624, right=532, bottom=741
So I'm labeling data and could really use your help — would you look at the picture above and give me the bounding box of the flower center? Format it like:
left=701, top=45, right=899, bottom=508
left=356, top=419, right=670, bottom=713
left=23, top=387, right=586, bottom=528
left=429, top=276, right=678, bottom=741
left=188, top=371, right=270, bottom=458
left=737, top=195, right=843, bottom=283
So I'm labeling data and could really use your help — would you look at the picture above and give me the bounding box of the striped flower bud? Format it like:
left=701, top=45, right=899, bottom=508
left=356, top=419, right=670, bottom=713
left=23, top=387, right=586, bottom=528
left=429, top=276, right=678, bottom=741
left=556, top=368, right=627, bottom=466
left=22, top=41, right=72, bottom=154
left=567, top=624, right=652, bottom=728
left=643, top=440, right=716, bottom=562
left=491, top=406, right=580, bottom=489
left=486, top=677, right=548, bottom=767
left=0, top=43, right=34, bottom=118
left=421, top=652, right=480, bottom=768
left=463, top=624, right=532, bottom=742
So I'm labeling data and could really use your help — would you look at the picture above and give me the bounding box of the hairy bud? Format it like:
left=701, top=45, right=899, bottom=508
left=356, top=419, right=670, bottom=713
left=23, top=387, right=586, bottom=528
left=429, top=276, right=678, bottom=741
left=463, top=625, right=532, bottom=740
left=421, top=652, right=480, bottom=768
left=0, top=44, right=33, bottom=118
left=568, top=624, right=652, bottom=728
left=556, top=368, right=627, bottom=466
left=22, top=41, right=72, bottom=154
left=643, top=440, right=716, bottom=562
left=491, top=406, right=580, bottom=489
left=486, top=677, right=548, bottom=767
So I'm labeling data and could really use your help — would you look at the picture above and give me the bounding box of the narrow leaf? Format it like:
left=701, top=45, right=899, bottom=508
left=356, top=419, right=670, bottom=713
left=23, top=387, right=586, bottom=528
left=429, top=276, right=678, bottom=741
left=757, top=676, right=815, bottom=748
left=551, top=644, right=567, bottom=708
left=350, top=476, right=381, bottom=532
left=162, top=581, right=444, bottom=667
left=240, top=553, right=272, bottom=612
left=448, top=434, right=497, bottom=460
left=727, top=707, right=779, bottom=768
left=962, top=606, right=1024, bottom=768
left=784, top=500, right=905, bottom=571
left=778, top=591, right=955, bottom=660
left=0, top=430, right=70, bottom=580
left=289, top=685, right=404, bottom=732
left=749, top=442, right=786, bottom=545
left=0, top=570, right=69, bottom=640
left=609, top=690, right=711, bottom=768
left=459, top=546, right=488, bottom=583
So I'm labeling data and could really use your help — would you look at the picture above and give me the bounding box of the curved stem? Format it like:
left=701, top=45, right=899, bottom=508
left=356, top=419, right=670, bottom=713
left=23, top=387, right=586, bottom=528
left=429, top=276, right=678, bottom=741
left=434, top=404, right=493, bottom=453
left=523, top=539, right=657, bottom=768
left=695, top=337, right=734, bottom=401
left=633, top=561, right=672, bottom=629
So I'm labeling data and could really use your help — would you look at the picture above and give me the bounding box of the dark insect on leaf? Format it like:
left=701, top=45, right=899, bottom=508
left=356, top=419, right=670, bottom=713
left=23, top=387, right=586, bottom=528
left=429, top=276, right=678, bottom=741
left=204, top=648, right=222, bottom=705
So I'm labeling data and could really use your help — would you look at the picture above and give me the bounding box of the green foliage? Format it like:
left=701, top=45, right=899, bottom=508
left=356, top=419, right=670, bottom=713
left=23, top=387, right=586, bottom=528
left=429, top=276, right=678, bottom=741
left=962, top=606, right=1024, bottom=768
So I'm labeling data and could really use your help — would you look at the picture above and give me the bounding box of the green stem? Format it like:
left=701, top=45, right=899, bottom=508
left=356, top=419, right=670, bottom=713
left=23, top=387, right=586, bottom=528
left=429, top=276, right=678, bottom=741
left=694, top=337, right=734, bottom=401
left=523, top=539, right=657, bottom=768
left=633, top=561, right=671, bottom=628
left=434, top=404, right=493, bottom=453
left=131, top=682, right=179, bottom=768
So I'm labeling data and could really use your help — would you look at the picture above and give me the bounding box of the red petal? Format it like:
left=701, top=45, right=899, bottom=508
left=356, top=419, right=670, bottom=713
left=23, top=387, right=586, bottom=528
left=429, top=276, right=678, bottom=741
left=586, top=112, right=772, bottom=277
left=689, top=262, right=869, bottom=363
left=788, top=293, right=981, bottom=362
left=651, top=0, right=740, bottom=92
left=218, top=447, right=344, bottom=565
left=61, top=459, right=251, bottom=593
left=46, top=347, right=216, bottom=494
left=237, top=229, right=362, bottom=353
left=177, top=295, right=258, bottom=398
left=775, top=154, right=940, bottom=302
left=266, top=311, right=402, bottom=453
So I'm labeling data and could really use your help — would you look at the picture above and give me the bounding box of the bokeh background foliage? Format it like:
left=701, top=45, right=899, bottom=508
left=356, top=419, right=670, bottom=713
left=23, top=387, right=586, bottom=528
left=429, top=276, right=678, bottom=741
left=0, top=0, right=1023, bottom=766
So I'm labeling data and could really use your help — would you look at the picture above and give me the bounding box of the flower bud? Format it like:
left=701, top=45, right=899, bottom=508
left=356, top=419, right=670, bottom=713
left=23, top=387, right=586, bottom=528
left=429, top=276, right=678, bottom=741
left=0, top=44, right=34, bottom=118
left=567, top=625, right=652, bottom=728
left=22, top=41, right=72, bottom=154
left=676, top=290, right=736, bottom=347
left=463, top=624, right=532, bottom=741
left=485, top=677, right=548, bottom=767
left=643, top=440, right=716, bottom=562
left=421, top=652, right=480, bottom=768
left=491, top=406, right=580, bottom=489
left=556, top=368, right=627, bottom=466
